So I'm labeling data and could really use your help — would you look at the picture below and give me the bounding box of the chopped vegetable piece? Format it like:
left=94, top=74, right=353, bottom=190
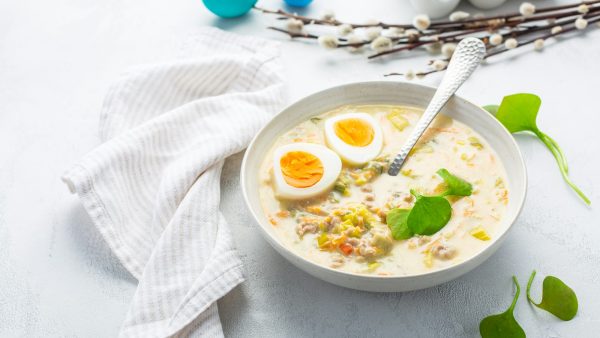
left=495, top=177, right=505, bottom=188
left=317, top=233, right=330, bottom=249
left=334, top=174, right=352, bottom=196
left=339, top=242, right=353, bottom=255
left=470, top=226, right=491, bottom=241
left=355, top=176, right=368, bottom=185
left=306, top=206, right=327, bottom=216
left=423, top=250, right=433, bottom=268
left=363, top=161, right=384, bottom=175
left=368, top=262, right=381, bottom=271
left=400, top=169, right=414, bottom=177
left=310, top=117, right=322, bottom=124
left=387, top=111, right=410, bottom=131
left=468, top=136, right=484, bottom=149
left=410, top=145, right=433, bottom=155
left=526, top=270, right=578, bottom=321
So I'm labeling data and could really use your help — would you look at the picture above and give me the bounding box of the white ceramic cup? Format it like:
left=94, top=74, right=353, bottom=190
left=409, top=0, right=460, bottom=18
left=468, top=0, right=507, bottom=9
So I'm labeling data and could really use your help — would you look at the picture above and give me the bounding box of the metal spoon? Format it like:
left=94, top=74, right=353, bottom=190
left=387, top=37, right=486, bottom=176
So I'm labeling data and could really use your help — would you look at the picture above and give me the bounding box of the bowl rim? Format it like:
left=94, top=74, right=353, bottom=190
left=241, top=81, right=527, bottom=281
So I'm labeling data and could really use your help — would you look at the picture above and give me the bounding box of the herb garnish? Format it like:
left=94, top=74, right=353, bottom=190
left=479, top=276, right=526, bottom=338
left=386, top=208, right=412, bottom=240
left=526, top=270, right=578, bottom=321
left=387, top=168, right=471, bottom=239
left=407, top=190, right=452, bottom=236
left=485, top=93, right=590, bottom=205
left=436, top=168, right=473, bottom=197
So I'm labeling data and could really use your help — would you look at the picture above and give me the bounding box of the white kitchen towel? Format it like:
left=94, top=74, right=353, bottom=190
left=62, top=27, right=285, bottom=337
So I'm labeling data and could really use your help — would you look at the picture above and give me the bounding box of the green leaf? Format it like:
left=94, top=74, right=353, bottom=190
left=483, top=104, right=500, bottom=115
left=436, top=168, right=473, bottom=197
left=537, top=130, right=590, bottom=205
left=480, top=276, right=526, bottom=338
left=495, top=93, right=541, bottom=133
left=526, top=270, right=578, bottom=321
left=407, top=191, right=451, bottom=235
left=489, top=93, right=590, bottom=205
left=386, top=208, right=412, bottom=240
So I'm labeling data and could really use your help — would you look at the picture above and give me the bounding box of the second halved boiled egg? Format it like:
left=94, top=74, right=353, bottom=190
left=273, top=143, right=342, bottom=200
left=324, top=112, right=383, bottom=165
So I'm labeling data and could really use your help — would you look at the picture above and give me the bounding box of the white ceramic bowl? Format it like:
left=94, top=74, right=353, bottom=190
left=241, top=81, right=527, bottom=292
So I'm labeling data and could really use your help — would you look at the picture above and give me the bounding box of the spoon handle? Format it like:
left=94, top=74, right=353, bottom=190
left=387, top=37, right=486, bottom=176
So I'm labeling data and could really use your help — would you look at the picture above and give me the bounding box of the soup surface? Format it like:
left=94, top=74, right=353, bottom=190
left=259, top=105, right=509, bottom=276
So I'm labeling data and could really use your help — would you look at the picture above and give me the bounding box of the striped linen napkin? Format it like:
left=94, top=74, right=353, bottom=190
left=62, top=27, right=285, bottom=337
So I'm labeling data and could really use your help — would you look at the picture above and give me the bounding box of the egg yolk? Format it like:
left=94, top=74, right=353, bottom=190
left=334, top=118, right=374, bottom=147
left=280, top=151, right=324, bottom=188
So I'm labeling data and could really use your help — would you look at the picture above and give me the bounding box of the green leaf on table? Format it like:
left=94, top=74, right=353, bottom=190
left=489, top=93, right=590, bottom=205
left=483, top=104, right=500, bottom=115
left=526, top=270, right=578, bottom=321
left=407, top=190, right=452, bottom=236
left=386, top=208, right=412, bottom=240
left=436, top=168, right=473, bottom=197
left=496, top=94, right=542, bottom=133
left=480, top=276, right=526, bottom=338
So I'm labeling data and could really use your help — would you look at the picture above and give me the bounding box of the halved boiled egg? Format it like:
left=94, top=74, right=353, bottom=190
left=273, top=143, right=342, bottom=200
left=324, top=112, right=383, bottom=165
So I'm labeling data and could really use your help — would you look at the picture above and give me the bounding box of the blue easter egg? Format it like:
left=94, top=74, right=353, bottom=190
left=203, top=0, right=257, bottom=18
left=284, top=0, right=313, bottom=7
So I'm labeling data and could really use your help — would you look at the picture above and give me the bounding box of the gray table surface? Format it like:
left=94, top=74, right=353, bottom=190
left=1, top=0, right=599, bottom=336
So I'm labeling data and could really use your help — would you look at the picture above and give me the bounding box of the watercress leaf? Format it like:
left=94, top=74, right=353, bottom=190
left=480, top=276, right=526, bottom=338
left=437, top=168, right=473, bottom=197
left=483, top=104, right=499, bottom=115
left=526, top=270, right=578, bottom=321
left=491, top=93, right=590, bottom=205
left=495, top=93, right=541, bottom=133
left=386, top=208, right=412, bottom=240
left=407, top=195, right=451, bottom=235
left=537, top=131, right=591, bottom=205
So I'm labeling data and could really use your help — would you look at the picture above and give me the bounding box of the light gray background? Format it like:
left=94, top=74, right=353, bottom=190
left=1, top=0, right=598, bottom=336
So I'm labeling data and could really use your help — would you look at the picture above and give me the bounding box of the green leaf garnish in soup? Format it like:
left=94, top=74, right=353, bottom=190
left=436, top=168, right=473, bottom=197
left=526, top=270, right=578, bottom=321
left=490, top=93, right=590, bottom=205
left=387, top=208, right=412, bottom=240
left=480, top=276, right=526, bottom=338
left=407, top=190, right=452, bottom=236
left=386, top=169, right=472, bottom=238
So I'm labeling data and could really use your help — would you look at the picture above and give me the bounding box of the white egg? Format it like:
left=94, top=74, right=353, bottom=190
left=324, top=112, right=383, bottom=165
left=273, top=143, right=342, bottom=200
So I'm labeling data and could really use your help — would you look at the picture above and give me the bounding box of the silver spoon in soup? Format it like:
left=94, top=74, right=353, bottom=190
left=388, top=37, right=486, bottom=176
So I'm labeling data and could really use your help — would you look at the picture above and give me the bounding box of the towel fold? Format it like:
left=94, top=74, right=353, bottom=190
left=62, top=27, right=285, bottom=337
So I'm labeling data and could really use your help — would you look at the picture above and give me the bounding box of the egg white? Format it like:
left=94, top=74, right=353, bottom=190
left=273, top=143, right=342, bottom=200
left=324, top=113, right=383, bottom=165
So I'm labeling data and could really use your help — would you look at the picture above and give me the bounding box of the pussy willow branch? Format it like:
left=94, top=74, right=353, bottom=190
left=371, top=10, right=600, bottom=59
left=258, top=1, right=600, bottom=78
left=385, top=13, right=600, bottom=77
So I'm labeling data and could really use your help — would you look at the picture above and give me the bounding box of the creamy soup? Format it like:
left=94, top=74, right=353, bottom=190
left=259, top=105, right=509, bottom=276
